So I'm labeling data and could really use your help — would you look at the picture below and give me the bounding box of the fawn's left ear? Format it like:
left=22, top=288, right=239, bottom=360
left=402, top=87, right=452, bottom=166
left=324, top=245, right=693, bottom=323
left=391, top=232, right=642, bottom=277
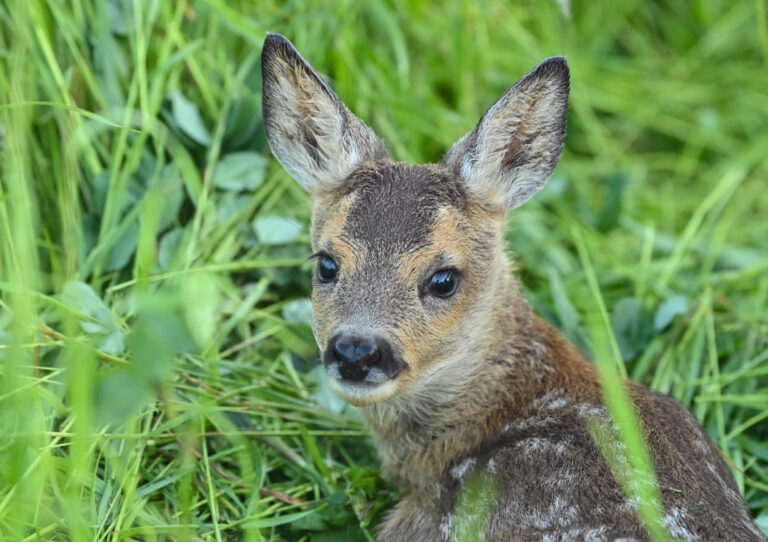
left=261, top=33, right=389, bottom=193
left=442, top=57, right=569, bottom=210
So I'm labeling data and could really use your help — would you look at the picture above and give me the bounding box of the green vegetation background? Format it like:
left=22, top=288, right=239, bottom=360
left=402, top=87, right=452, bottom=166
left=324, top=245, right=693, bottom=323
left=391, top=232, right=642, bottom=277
left=0, top=0, right=766, bottom=540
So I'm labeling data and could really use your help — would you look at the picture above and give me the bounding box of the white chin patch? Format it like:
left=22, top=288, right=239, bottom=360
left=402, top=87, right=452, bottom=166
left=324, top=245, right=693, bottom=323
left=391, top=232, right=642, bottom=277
left=326, top=364, right=399, bottom=405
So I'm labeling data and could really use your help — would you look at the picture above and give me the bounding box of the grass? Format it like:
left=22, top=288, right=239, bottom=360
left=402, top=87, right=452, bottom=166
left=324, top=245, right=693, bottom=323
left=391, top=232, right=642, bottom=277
left=0, top=0, right=767, bottom=540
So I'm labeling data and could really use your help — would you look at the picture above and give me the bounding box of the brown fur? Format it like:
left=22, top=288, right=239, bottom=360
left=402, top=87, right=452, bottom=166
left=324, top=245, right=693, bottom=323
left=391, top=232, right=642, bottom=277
left=261, top=34, right=763, bottom=541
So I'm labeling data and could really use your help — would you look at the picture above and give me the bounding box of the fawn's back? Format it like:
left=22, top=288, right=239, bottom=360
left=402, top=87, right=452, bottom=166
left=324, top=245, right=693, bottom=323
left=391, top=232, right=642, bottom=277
left=261, top=33, right=763, bottom=541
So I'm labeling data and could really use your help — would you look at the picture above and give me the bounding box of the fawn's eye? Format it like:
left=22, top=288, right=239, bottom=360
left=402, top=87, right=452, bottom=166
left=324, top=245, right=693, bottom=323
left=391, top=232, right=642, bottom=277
left=427, top=269, right=459, bottom=298
left=316, top=255, right=339, bottom=282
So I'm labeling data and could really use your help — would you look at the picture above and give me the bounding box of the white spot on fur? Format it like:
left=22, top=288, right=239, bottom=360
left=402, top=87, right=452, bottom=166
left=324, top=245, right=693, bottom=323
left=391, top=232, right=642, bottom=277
left=546, top=397, right=571, bottom=410
left=706, top=462, right=723, bottom=483
left=693, top=438, right=710, bottom=454
left=530, top=339, right=548, bottom=365
left=439, top=514, right=452, bottom=541
left=451, top=457, right=476, bottom=481
left=532, top=389, right=565, bottom=409
left=707, top=462, right=742, bottom=505
left=516, top=437, right=548, bottom=454
left=575, top=403, right=606, bottom=419
left=542, top=525, right=610, bottom=542
left=515, top=437, right=567, bottom=455
left=622, top=495, right=640, bottom=513
left=583, top=526, right=609, bottom=540
left=504, top=415, right=556, bottom=433
left=531, top=496, right=579, bottom=530
left=662, top=507, right=698, bottom=540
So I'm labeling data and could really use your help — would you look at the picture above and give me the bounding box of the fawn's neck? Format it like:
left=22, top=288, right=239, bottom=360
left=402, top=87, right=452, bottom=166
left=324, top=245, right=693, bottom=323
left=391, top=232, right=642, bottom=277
left=362, top=263, right=600, bottom=492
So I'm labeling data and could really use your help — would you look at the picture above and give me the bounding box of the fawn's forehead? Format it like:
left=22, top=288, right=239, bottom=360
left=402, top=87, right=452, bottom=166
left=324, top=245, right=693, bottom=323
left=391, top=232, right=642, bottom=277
left=313, top=163, right=474, bottom=252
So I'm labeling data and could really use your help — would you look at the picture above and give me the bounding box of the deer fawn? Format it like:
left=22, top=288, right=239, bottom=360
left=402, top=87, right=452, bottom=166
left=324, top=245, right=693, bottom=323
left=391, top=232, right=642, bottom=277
left=261, top=33, right=762, bottom=541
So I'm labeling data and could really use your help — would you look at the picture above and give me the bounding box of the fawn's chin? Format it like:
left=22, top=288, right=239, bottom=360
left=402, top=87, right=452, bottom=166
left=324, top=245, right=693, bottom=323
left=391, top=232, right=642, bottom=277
left=327, top=377, right=400, bottom=406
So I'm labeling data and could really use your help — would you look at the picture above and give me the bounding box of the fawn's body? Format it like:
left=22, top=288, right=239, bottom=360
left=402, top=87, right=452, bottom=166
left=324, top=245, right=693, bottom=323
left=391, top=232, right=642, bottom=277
left=261, top=34, right=762, bottom=541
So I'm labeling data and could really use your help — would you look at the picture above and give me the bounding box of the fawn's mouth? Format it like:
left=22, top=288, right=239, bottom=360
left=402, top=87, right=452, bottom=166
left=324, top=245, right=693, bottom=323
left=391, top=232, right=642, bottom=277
left=325, top=369, right=402, bottom=406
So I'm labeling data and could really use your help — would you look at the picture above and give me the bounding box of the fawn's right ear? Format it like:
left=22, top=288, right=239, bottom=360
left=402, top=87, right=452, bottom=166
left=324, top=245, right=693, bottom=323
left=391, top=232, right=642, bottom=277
left=261, top=34, right=389, bottom=193
left=442, top=57, right=570, bottom=210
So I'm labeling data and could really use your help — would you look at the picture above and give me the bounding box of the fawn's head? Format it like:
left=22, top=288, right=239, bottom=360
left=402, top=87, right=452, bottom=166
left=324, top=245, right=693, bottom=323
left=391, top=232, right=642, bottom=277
left=262, top=34, right=569, bottom=406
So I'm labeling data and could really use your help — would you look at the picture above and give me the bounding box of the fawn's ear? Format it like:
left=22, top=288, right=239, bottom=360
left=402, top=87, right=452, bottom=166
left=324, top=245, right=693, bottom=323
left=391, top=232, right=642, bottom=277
left=442, top=57, right=569, bottom=209
left=261, top=33, right=389, bottom=193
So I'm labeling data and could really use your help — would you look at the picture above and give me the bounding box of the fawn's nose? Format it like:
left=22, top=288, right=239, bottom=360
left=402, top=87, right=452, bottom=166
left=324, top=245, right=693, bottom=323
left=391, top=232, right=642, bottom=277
left=325, top=334, right=402, bottom=382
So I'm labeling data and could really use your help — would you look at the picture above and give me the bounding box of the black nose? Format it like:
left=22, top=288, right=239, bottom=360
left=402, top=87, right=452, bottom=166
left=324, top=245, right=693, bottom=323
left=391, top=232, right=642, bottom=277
left=335, top=337, right=377, bottom=365
left=325, top=334, right=403, bottom=382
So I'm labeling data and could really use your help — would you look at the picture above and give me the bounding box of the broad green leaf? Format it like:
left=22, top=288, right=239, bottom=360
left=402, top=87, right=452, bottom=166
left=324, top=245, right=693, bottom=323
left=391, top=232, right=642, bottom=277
left=90, top=171, right=110, bottom=215
left=223, top=95, right=262, bottom=149
left=99, top=329, right=126, bottom=355
left=290, top=512, right=327, bottom=531
left=62, top=281, right=125, bottom=354
left=309, top=365, right=348, bottom=415
left=318, top=490, right=356, bottom=527
left=653, top=295, right=689, bottom=331
left=217, top=191, right=252, bottom=223
left=282, top=298, right=313, bottom=327
left=106, top=0, right=133, bottom=36
left=156, top=227, right=184, bottom=272
left=181, top=274, right=220, bottom=350
left=155, top=164, right=185, bottom=231
left=81, top=213, right=100, bottom=262
left=212, top=151, right=268, bottom=191
left=253, top=215, right=303, bottom=245
left=129, top=303, right=194, bottom=382
left=106, top=222, right=139, bottom=272
left=94, top=368, right=153, bottom=426
left=611, top=297, right=654, bottom=363
left=61, top=281, right=113, bottom=325
left=755, top=515, right=768, bottom=537
left=169, top=89, right=211, bottom=146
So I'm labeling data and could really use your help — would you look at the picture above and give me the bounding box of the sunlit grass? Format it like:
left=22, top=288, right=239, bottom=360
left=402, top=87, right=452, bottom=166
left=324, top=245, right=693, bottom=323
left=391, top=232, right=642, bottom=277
left=0, top=0, right=766, bottom=540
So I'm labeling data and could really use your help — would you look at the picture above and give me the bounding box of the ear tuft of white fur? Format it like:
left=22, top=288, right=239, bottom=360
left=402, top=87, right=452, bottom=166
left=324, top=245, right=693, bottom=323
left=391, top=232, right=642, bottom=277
left=442, top=57, right=570, bottom=209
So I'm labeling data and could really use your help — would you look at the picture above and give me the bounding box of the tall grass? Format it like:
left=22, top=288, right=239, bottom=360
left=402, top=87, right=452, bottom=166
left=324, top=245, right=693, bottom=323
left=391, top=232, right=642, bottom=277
left=0, top=0, right=766, bottom=540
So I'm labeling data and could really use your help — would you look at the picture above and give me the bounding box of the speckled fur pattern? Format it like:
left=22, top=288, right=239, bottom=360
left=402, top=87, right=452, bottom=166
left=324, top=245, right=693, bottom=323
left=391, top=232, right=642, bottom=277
left=261, top=34, right=764, bottom=542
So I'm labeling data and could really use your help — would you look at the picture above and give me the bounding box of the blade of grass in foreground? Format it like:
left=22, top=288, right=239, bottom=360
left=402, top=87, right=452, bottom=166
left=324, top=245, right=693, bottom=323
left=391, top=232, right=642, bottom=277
left=573, top=226, right=670, bottom=542
left=0, top=8, right=51, bottom=539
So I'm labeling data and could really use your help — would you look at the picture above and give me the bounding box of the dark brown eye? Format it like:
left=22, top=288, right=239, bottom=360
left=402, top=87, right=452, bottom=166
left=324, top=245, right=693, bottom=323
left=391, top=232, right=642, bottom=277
left=428, top=269, right=459, bottom=297
left=317, top=255, right=339, bottom=282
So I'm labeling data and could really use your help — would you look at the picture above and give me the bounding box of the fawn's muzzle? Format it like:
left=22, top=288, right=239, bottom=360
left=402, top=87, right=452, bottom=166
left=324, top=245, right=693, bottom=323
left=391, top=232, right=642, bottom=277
left=324, top=334, right=405, bottom=383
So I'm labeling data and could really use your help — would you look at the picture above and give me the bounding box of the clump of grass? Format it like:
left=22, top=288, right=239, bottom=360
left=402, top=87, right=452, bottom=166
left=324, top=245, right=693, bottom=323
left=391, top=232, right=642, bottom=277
left=0, top=1, right=766, bottom=540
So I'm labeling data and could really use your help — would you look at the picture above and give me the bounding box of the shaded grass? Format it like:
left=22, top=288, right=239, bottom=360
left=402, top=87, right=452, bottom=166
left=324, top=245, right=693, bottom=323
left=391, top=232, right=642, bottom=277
left=0, top=0, right=766, bottom=540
